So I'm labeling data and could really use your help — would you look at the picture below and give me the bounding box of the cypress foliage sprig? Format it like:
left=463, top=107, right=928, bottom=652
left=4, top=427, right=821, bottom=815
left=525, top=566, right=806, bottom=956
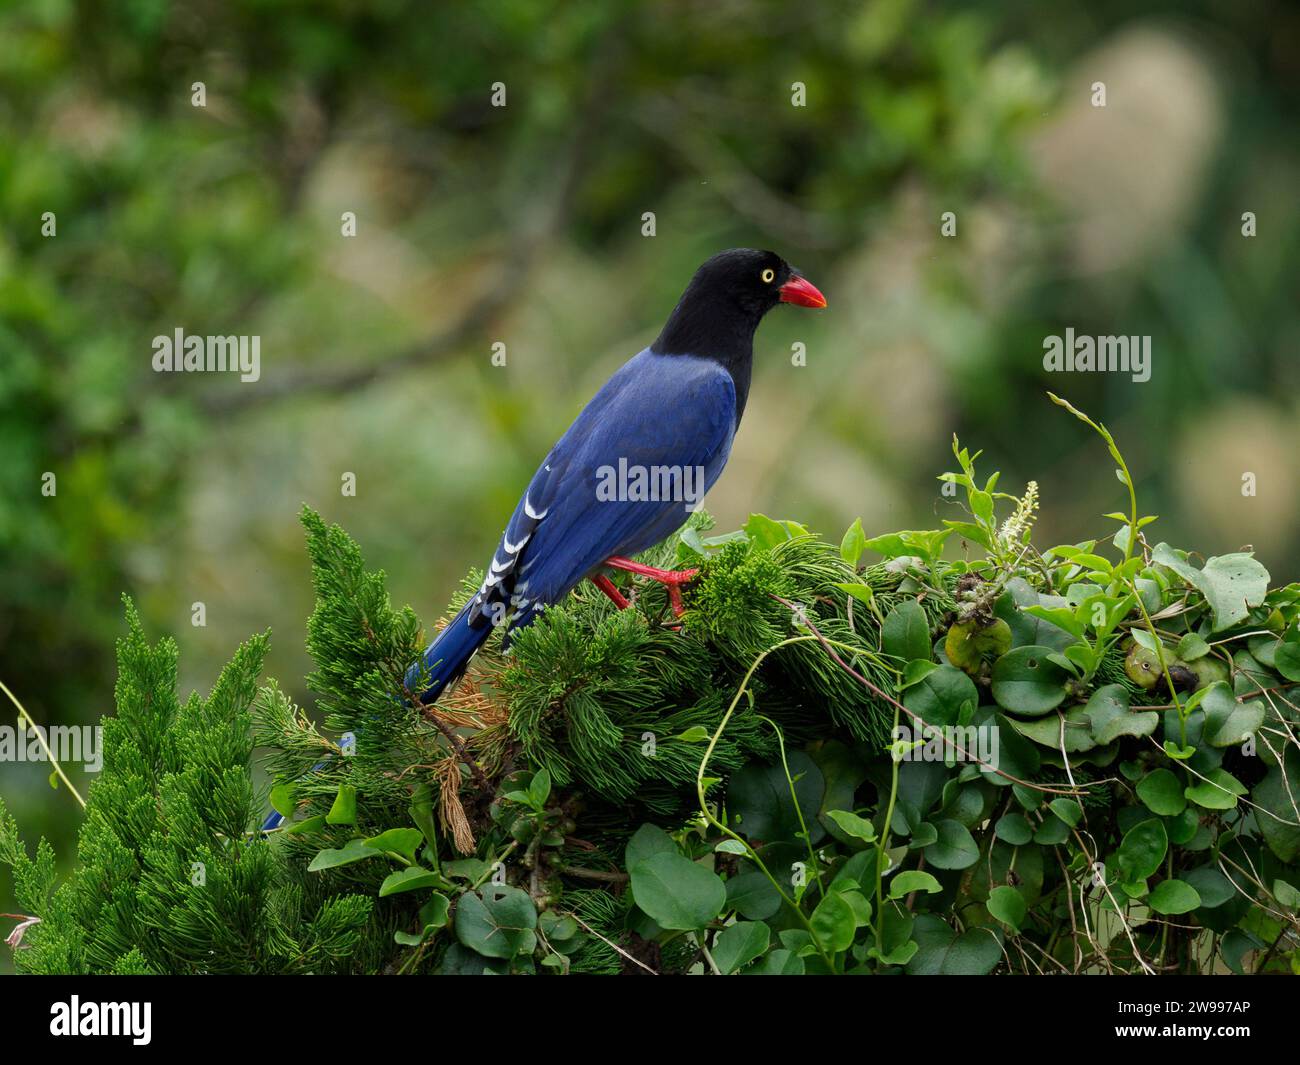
left=498, top=524, right=931, bottom=811
left=0, top=598, right=372, bottom=974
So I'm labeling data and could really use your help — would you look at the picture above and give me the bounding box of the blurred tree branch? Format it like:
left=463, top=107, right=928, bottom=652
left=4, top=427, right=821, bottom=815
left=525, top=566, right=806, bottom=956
left=103, top=22, right=625, bottom=434
left=634, top=97, right=841, bottom=251
left=198, top=111, right=599, bottom=419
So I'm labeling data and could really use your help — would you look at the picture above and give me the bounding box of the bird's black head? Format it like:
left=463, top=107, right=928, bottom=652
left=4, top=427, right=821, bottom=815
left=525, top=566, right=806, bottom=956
left=651, top=248, right=826, bottom=363
left=650, top=248, right=825, bottom=423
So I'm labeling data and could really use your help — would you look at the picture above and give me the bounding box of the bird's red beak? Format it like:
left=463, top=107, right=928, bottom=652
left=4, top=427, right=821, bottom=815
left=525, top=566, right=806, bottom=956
left=778, top=275, right=827, bottom=309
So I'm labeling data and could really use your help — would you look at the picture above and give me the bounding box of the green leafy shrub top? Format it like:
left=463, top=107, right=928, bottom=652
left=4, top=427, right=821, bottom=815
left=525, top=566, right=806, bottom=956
left=4, top=403, right=1298, bottom=975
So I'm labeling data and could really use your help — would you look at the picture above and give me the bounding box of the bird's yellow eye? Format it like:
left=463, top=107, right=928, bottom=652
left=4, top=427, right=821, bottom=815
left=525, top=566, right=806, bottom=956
left=761, top=268, right=775, bottom=283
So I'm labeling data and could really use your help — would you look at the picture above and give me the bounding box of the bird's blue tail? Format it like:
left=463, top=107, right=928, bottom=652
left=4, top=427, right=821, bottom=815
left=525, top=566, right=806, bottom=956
left=261, top=603, right=491, bottom=834
left=404, top=601, right=493, bottom=706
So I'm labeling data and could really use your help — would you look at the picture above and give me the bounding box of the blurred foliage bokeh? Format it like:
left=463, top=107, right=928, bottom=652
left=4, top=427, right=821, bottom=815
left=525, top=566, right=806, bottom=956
left=2, top=0, right=1297, bottom=966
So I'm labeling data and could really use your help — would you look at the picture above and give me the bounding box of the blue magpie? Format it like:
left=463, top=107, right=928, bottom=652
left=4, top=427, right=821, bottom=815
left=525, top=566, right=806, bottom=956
left=407, top=247, right=826, bottom=704
left=261, top=249, right=824, bottom=833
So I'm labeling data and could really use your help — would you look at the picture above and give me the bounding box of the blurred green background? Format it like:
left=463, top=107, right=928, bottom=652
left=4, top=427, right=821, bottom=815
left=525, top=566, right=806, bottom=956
left=2, top=0, right=1298, bottom=967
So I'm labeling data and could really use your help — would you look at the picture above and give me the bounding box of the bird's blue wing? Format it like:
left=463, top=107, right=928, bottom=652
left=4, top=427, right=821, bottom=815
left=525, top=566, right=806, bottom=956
left=466, top=349, right=736, bottom=634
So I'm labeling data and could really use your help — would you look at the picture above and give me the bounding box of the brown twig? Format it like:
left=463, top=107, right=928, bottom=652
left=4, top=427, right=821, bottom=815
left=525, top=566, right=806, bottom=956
left=409, top=685, right=491, bottom=792
left=566, top=913, right=658, bottom=975
left=556, top=865, right=629, bottom=884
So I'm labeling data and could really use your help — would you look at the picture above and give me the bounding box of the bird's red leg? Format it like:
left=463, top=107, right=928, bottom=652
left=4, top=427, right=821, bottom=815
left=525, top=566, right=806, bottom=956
left=591, top=574, right=630, bottom=610
left=602, top=556, right=700, bottom=617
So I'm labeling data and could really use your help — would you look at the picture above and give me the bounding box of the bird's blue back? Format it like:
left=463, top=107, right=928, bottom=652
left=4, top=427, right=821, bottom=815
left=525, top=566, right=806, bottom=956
left=469, top=347, right=738, bottom=634
left=407, top=347, right=738, bottom=703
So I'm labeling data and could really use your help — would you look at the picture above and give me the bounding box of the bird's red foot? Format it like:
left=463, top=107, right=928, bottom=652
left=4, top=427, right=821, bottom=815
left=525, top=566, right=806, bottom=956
left=602, top=557, right=700, bottom=617
left=590, top=574, right=630, bottom=610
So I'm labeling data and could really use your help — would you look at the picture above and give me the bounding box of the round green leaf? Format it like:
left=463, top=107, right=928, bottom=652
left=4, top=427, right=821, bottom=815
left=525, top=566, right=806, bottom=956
left=1148, top=878, right=1201, bottom=915
left=1220, top=929, right=1266, bottom=974
left=1033, top=815, right=1069, bottom=845
left=1117, top=818, right=1167, bottom=881
left=1275, top=638, right=1300, bottom=682
left=825, top=809, right=877, bottom=843
left=363, top=827, right=425, bottom=863
left=907, top=820, right=938, bottom=848
left=924, top=819, right=979, bottom=870
left=1255, top=752, right=1300, bottom=862
left=1166, top=808, right=1199, bottom=845
left=983, top=715, right=1042, bottom=782
left=990, top=646, right=1069, bottom=717
left=539, top=910, right=577, bottom=941
left=454, top=885, right=537, bottom=959
left=882, top=599, right=932, bottom=663
left=629, top=852, right=726, bottom=930
left=744, top=949, right=806, bottom=975
left=1200, top=683, right=1265, bottom=748
left=941, top=781, right=987, bottom=828
left=625, top=823, right=677, bottom=868
left=725, top=870, right=782, bottom=921
left=307, top=838, right=381, bottom=871
left=1181, top=865, right=1234, bottom=909
left=1049, top=798, right=1083, bottom=827
left=269, top=781, right=297, bottom=818
left=903, top=664, right=979, bottom=729
left=726, top=754, right=825, bottom=844
left=905, top=914, right=1003, bottom=975
left=711, top=921, right=771, bottom=974
left=1136, top=769, right=1186, bottom=816
left=379, top=866, right=443, bottom=897
left=890, top=870, right=943, bottom=898
left=987, top=885, right=1027, bottom=932
left=1185, top=768, right=1247, bottom=812
left=1005, top=705, right=1097, bottom=752
left=809, top=890, right=858, bottom=954
left=1084, top=684, right=1157, bottom=745
left=994, top=812, right=1033, bottom=845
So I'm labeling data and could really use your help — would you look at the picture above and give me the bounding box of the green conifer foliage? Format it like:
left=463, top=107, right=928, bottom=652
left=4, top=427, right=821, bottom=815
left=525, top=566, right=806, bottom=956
left=0, top=600, right=372, bottom=974
left=5, top=435, right=1298, bottom=976
left=254, top=508, right=428, bottom=823
left=499, top=530, right=924, bottom=813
